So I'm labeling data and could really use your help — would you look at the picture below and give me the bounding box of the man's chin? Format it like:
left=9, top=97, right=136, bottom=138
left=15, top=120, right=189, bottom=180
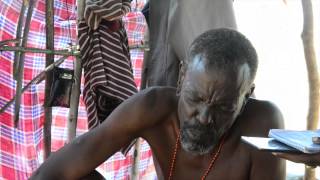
left=180, top=141, right=215, bottom=155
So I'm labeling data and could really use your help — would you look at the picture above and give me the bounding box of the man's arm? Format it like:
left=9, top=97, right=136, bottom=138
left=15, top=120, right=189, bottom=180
left=250, top=150, right=286, bottom=180
left=30, top=87, right=173, bottom=180
left=248, top=101, right=286, bottom=180
left=273, top=150, right=320, bottom=167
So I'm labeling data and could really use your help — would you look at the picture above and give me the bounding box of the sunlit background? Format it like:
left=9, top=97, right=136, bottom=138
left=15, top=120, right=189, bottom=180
left=234, top=0, right=320, bottom=178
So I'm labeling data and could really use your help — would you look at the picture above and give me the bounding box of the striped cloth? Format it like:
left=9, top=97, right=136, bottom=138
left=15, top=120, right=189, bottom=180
left=78, top=0, right=138, bottom=128
left=0, top=0, right=156, bottom=179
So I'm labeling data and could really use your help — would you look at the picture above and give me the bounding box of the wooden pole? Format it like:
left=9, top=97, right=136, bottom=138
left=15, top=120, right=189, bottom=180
left=0, top=39, right=20, bottom=47
left=131, top=22, right=150, bottom=180
left=77, top=0, right=85, bottom=20
left=140, top=27, right=150, bottom=90
left=131, top=139, right=140, bottom=180
left=301, top=0, right=319, bottom=179
left=14, top=0, right=36, bottom=127
left=13, top=0, right=27, bottom=80
left=65, top=0, right=86, bottom=142
left=44, top=0, right=55, bottom=159
left=0, top=46, right=79, bottom=56
left=67, top=55, right=82, bottom=141
left=302, top=0, right=319, bottom=130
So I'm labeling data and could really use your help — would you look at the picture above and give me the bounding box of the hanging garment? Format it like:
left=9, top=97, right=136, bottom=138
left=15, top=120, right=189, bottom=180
left=78, top=0, right=137, bottom=129
left=146, top=0, right=236, bottom=87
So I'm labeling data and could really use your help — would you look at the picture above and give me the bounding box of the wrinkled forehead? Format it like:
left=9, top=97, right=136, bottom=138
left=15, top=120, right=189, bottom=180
left=184, top=56, right=251, bottom=97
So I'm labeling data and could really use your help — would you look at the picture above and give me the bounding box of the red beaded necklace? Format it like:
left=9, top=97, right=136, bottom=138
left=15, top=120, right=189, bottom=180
left=168, top=132, right=226, bottom=180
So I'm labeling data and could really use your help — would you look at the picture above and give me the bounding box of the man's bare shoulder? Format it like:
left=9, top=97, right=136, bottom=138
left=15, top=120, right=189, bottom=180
left=239, top=98, right=284, bottom=136
left=137, top=86, right=178, bottom=109
left=131, top=86, right=178, bottom=125
left=240, top=99, right=286, bottom=180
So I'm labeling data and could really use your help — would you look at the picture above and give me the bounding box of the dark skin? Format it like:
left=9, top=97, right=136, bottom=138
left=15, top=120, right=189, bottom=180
left=273, top=152, right=320, bottom=167
left=272, top=131, right=320, bottom=167
left=30, top=54, right=285, bottom=180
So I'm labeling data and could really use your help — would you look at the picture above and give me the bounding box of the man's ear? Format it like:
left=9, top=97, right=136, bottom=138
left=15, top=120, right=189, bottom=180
left=239, top=84, right=255, bottom=115
left=245, top=84, right=255, bottom=99
left=176, top=60, right=187, bottom=95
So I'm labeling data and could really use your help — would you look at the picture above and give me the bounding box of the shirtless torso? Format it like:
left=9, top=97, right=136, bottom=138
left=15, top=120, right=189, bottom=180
left=139, top=88, right=285, bottom=180
left=30, top=29, right=285, bottom=180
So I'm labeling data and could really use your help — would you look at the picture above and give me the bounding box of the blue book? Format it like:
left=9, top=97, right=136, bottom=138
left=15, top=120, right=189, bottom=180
left=268, top=129, right=320, bottom=154
left=241, top=136, right=300, bottom=153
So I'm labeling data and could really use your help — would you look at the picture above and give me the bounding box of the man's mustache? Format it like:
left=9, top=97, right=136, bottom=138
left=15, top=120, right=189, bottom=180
left=182, top=120, right=216, bottom=132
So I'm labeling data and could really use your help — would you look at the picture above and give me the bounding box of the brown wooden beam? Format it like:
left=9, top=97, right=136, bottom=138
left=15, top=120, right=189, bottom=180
left=301, top=0, right=319, bottom=179
left=13, top=0, right=27, bottom=80
left=0, top=39, right=20, bottom=47
left=14, top=0, right=36, bottom=127
left=67, top=55, right=82, bottom=141
left=0, top=46, right=79, bottom=56
left=43, top=0, right=55, bottom=159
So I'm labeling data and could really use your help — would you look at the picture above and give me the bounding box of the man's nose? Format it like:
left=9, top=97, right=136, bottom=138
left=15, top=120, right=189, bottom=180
left=197, top=105, right=212, bottom=125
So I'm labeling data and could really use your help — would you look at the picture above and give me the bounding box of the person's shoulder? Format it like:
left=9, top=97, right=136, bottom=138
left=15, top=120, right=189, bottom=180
left=137, top=86, right=177, bottom=106
left=241, top=99, right=286, bottom=179
left=111, top=86, right=178, bottom=136
left=246, top=98, right=283, bottom=119
left=133, top=86, right=178, bottom=119
left=240, top=98, right=284, bottom=136
left=139, top=86, right=177, bottom=97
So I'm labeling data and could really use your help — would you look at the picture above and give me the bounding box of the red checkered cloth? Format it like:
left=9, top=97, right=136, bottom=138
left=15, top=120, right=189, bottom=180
left=0, top=0, right=156, bottom=179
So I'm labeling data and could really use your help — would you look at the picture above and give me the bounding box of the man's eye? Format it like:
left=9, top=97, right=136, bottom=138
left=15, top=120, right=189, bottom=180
left=219, top=106, right=235, bottom=112
left=187, top=97, right=197, bottom=102
left=185, top=96, right=199, bottom=103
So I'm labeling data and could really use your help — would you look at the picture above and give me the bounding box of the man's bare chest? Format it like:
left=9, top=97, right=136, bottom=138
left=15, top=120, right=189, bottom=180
left=151, top=138, right=252, bottom=180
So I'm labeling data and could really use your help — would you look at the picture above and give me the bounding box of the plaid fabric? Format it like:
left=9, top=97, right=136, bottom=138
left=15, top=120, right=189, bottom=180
left=0, top=0, right=156, bottom=179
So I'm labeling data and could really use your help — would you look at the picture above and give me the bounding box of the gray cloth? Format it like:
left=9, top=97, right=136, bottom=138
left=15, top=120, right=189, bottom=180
left=145, top=0, right=237, bottom=87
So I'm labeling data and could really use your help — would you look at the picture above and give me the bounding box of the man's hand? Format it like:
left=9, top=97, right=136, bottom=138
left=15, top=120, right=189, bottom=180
left=272, top=152, right=320, bottom=167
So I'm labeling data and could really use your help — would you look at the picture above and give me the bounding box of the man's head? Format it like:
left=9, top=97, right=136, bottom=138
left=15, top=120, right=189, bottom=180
left=177, top=28, right=258, bottom=155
